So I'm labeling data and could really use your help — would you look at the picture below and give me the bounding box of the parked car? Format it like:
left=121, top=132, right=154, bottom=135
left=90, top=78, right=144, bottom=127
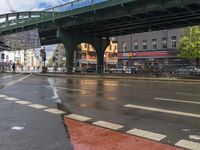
left=85, top=67, right=96, bottom=73
left=109, top=67, right=131, bottom=74
left=74, top=67, right=82, bottom=73
left=175, top=66, right=200, bottom=75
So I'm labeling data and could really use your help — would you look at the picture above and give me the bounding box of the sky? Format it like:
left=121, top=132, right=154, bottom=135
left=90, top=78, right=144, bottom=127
left=0, top=0, right=72, bottom=58
left=0, top=0, right=69, bottom=14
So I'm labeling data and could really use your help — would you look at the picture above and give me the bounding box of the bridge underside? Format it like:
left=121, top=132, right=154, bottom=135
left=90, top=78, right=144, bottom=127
left=38, top=0, right=200, bottom=45
left=1, top=0, right=200, bottom=45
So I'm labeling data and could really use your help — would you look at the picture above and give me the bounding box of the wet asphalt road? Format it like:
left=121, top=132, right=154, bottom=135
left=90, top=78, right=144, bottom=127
left=0, top=73, right=73, bottom=150
left=51, top=75, right=200, bottom=146
left=0, top=73, right=200, bottom=149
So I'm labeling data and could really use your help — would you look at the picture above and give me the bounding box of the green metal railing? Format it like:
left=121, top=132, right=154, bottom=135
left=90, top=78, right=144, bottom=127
left=0, top=0, right=108, bottom=33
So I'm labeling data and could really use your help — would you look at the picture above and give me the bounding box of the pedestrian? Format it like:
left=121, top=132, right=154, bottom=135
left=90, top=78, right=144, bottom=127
left=12, top=63, right=16, bottom=73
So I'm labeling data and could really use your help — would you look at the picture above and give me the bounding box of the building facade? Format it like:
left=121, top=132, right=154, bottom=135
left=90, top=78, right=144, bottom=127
left=53, top=44, right=66, bottom=68
left=78, top=40, right=118, bottom=69
left=0, top=49, right=40, bottom=71
left=117, top=28, right=183, bottom=68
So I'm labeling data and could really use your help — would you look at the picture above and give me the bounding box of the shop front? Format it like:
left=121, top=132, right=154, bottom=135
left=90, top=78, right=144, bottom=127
left=117, top=50, right=179, bottom=68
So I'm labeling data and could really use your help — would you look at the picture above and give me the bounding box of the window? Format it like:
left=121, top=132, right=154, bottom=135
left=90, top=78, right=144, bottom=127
left=143, top=40, right=147, bottom=50
left=162, top=38, right=167, bottom=49
left=133, top=41, right=138, bottom=51
left=114, top=45, right=117, bottom=51
left=171, top=36, right=177, bottom=48
left=122, top=42, right=127, bottom=52
left=152, top=39, right=157, bottom=50
left=84, top=43, right=87, bottom=49
left=109, top=45, right=112, bottom=51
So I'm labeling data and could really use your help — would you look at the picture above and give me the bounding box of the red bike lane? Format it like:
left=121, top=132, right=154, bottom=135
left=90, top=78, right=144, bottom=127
left=65, top=118, right=183, bottom=150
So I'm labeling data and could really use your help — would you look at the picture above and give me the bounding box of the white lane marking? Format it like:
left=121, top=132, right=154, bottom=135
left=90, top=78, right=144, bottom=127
left=28, top=104, right=47, bottom=109
left=5, top=97, right=20, bottom=101
left=48, top=78, right=62, bottom=103
left=0, top=95, right=8, bottom=98
left=127, top=128, right=166, bottom=141
left=124, top=104, right=200, bottom=118
left=6, top=74, right=31, bottom=88
left=175, top=140, right=200, bottom=150
left=65, top=114, right=91, bottom=121
left=54, top=86, right=84, bottom=92
left=15, top=101, right=31, bottom=105
left=1, top=75, right=13, bottom=79
left=44, top=108, right=66, bottom=114
left=176, top=92, right=200, bottom=97
left=92, top=121, right=124, bottom=130
left=11, top=126, right=24, bottom=131
left=189, top=135, right=200, bottom=140
left=154, top=97, right=200, bottom=105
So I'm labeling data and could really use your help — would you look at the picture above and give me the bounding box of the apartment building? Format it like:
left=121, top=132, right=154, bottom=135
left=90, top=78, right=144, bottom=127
left=117, top=28, right=183, bottom=68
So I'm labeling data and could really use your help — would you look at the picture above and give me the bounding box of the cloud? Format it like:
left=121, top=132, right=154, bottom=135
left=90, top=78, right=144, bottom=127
left=0, top=0, right=69, bottom=14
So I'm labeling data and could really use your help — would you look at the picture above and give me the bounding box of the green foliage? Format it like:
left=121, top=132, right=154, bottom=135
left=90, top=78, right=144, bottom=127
left=48, top=57, right=53, bottom=67
left=178, top=26, right=200, bottom=60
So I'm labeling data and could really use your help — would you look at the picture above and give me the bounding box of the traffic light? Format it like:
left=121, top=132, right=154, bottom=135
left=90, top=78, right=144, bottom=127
left=40, top=47, right=46, bottom=61
left=1, top=53, right=5, bottom=59
left=43, top=52, right=46, bottom=62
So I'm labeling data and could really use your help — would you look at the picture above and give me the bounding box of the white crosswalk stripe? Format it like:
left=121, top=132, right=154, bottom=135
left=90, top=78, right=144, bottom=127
left=28, top=104, right=47, bottom=109
left=44, top=108, right=66, bottom=114
left=5, top=97, right=20, bottom=101
left=0, top=95, right=8, bottom=98
left=127, top=128, right=166, bottom=141
left=175, top=140, right=200, bottom=150
left=65, top=114, right=91, bottom=121
left=15, top=101, right=31, bottom=105
left=92, top=120, right=123, bottom=130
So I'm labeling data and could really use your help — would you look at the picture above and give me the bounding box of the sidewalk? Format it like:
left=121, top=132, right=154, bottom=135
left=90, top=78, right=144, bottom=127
left=35, top=72, right=200, bottom=83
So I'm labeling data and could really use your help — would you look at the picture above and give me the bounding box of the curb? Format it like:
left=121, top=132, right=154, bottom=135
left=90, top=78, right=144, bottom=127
left=35, top=73, right=200, bottom=83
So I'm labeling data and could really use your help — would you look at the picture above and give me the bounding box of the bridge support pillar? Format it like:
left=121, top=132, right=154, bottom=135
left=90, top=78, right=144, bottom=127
left=57, top=29, right=77, bottom=73
left=91, top=37, right=110, bottom=74
left=57, top=29, right=110, bottom=74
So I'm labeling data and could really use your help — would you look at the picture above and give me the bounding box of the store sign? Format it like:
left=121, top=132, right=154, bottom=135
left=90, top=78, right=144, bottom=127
left=118, top=51, right=176, bottom=59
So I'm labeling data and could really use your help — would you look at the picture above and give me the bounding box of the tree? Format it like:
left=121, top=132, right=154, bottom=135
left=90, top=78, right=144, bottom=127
left=178, top=26, right=200, bottom=65
left=48, top=57, right=53, bottom=67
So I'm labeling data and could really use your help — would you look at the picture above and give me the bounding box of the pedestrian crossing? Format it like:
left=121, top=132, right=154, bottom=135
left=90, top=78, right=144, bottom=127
left=0, top=94, right=65, bottom=115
